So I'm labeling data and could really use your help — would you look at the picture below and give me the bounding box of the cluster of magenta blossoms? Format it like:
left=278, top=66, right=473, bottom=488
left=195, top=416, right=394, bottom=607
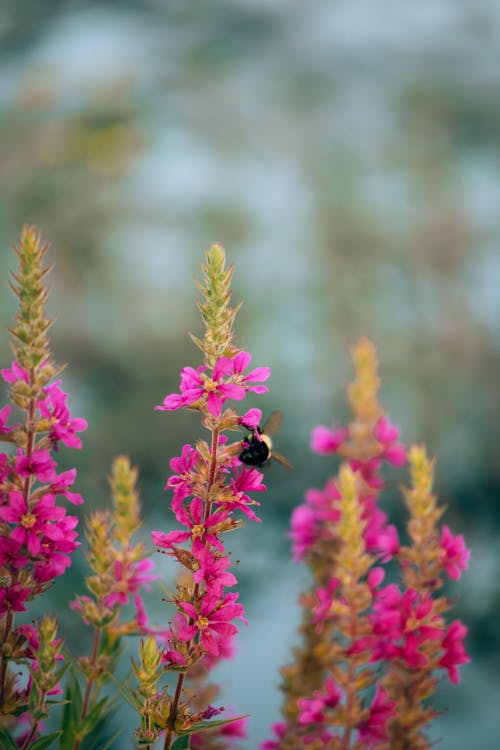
left=0, top=369, right=86, bottom=612
left=0, top=367, right=87, bottom=616
left=152, top=352, right=268, bottom=664
left=291, top=413, right=406, bottom=565
left=266, top=339, right=470, bottom=750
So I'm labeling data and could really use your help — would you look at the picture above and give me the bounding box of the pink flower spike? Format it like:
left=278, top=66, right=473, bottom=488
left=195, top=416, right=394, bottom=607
left=310, top=425, right=347, bottom=454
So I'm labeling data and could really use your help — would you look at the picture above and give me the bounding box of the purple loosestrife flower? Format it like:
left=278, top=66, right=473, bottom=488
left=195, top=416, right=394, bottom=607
left=0, top=227, right=87, bottom=729
left=267, top=340, right=470, bottom=750
left=145, top=245, right=269, bottom=750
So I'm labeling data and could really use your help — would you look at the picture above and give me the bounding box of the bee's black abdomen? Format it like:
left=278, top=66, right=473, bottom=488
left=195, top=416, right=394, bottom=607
left=239, top=434, right=270, bottom=466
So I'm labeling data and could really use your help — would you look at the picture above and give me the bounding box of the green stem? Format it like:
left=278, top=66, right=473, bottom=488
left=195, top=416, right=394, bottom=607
left=72, top=627, right=101, bottom=750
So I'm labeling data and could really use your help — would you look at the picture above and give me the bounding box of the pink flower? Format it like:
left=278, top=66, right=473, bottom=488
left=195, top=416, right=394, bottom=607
left=48, top=469, right=84, bottom=505
left=1, top=360, right=29, bottom=384
left=104, top=558, right=156, bottom=608
left=156, top=352, right=270, bottom=418
left=358, top=686, right=396, bottom=746
left=165, top=444, right=201, bottom=509
left=440, top=525, right=470, bottom=580
left=37, top=381, right=88, bottom=449
left=239, top=407, right=262, bottom=429
left=373, top=415, right=406, bottom=466
left=16, top=448, right=57, bottom=483
left=0, top=582, right=30, bottom=616
left=310, top=425, right=348, bottom=454
left=225, top=466, right=265, bottom=521
left=290, top=504, right=318, bottom=561
left=191, top=540, right=238, bottom=594
left=260, top=723, right=287, bottom=750
left=0, top=535, right=30, bottom=569
left=153, top=497, right=230, bottom=553
left=178, top=592, right=246, bottom=656
left=439, top=620, right=469, bottom=684
left=0, top=404, right=14, bottom=434
left=371, top=585, right=443, bottom=668
left=208, top=714, right=248, bottom=740
left=312, top=577, right=340, bottom=625
left=0, top=491, right=67, bottom=556
left=297, top=676, right=342, bottom=725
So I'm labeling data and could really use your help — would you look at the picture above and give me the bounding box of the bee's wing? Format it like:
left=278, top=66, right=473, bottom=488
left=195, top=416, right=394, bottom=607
left=271, top=451, right=295, bottom=472
left=262, top=410, right=283, bottom=436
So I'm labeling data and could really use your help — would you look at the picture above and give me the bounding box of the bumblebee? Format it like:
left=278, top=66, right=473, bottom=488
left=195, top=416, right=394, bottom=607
left=239, top=410, right=294, bottom=470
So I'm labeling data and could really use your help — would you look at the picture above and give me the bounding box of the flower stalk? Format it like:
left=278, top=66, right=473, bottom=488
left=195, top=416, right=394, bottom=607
left=145, top=244, right=270, bottom=749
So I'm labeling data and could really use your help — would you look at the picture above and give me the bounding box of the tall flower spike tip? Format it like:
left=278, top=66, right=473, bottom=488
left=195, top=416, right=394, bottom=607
left=191, top=243, right=241, bottom=368
left=7, top=225, right=57, bottom=380
left=347, top=337, right=382, bottom=428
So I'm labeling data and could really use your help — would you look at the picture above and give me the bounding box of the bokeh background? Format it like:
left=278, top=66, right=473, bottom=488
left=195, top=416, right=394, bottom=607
left=1, top=1, right=499, bottom=747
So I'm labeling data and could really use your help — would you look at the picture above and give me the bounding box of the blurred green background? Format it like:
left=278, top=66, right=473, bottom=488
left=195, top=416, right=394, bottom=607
left=1, top=1, right=499, bottom=747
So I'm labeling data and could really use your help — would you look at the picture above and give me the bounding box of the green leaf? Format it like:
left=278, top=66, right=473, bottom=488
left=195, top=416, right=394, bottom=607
left=0, top=728, right=19, bottom=750
left=59, top=671, right=83, bottom=750
left=85, top=727, right=123, bottom=750
left=28, top=732, right=61, bottom=750
left=171, top=736, right=191, bottom=750
left=179, top=714, right=249, bottom=735
left=107, top=672, right=144, bottom=711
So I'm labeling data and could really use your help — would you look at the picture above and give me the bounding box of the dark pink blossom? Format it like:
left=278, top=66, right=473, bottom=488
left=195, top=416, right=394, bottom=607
left=16, top=448, right=57, bottom=483
left=1, top=360, right=29, bottom=384
left=225, top=466, right=265, bottom=521
left=373, top=415, right=407, bottom=466
left=439, top=619, right=469, bottom=684
left=178, top=592, right=246, bottom=656
left=153, top=497, right=230, bottom=553
left=0, top=404, right=14, bottom=434
left=310, top=425, right=348, bottom=454
left=358, top=686, right=396, bottom=746
left=371, top=585, right=443, bottom=669
left=0, top=581, right=30, bottom=616
left=290, top=504, right=318, bottom=561
left=297, top=676, right=342, bottom=725
left=0, top=491, right=67, bottom=556
left=260, top=722, right=287, bottom=750
left=104, top=558, right=156, bottom=608
left=48, top=468, right=84, bottom=505
left=155, top=352, right=270, bottom=418
left=440, top=525, right=470, bottom=580
left=239, top=407, right=262, bottom=429
left=191, top=539, right=238, bottom=594
left=37, top=381, right=88, bottom=449
left=165, top=443, right=201, bottom=509
left=312, top=577, right=340, bottom=625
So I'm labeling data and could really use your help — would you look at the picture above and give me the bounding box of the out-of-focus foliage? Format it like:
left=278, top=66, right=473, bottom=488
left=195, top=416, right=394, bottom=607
left=0, top=1, right=499, bottom=747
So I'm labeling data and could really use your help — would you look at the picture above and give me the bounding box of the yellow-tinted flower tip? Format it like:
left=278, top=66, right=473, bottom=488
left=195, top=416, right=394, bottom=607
left=191, top=243, right=241, bottom=367
left=336, top=463, right=370, bottom=580
left=347, top=337, right=382, bottom=426
left=109, top=455, right=141, bottom=542
left=8, top=225, right=55, bottom=377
